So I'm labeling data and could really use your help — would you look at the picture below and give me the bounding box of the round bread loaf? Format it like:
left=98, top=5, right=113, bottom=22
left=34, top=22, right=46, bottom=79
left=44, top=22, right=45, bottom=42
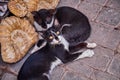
left=37, top=0, right=60, bottom=10
left=0, top=16, right=38, bottom=63
left=8, top=0, right=59, bottom=17
left=8, top=0, right=28, bottom=17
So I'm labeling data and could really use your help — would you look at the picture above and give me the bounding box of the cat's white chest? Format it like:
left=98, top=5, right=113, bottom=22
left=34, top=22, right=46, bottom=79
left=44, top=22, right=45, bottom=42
left=58, top=35, right=69, bottom=51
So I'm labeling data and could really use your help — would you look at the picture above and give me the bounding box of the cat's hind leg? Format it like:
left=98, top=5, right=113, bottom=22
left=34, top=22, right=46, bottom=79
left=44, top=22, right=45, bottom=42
left=63, top=49, right=94, bottom=63
left=75, top=49, right=94, bottom=61
left=69, top=42, right=97, bottom=53
left=86, top=42, right=97, bottom=49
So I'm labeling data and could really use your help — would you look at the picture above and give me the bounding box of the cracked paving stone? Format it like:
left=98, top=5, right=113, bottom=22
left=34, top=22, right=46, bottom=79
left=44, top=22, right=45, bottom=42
left=57, top=0, right=79, bottom=8
left=114, top=22, right=120, bottom=30
left=1, top=73, right=17, bottom=80
left=0, top=69, right=3, bottom=80
left=8, top=52, right=32, bottom=75
left=0, top=52, right=32, bottom=80
left=0, top=57, right=7, bottom=67
left=0, top=69, right=3, bottom=76
left=86, top=0, right=107, bottom=5
left=116, top=43, right=120, bottom=53
left=66, top=61, right=93, bottom=78
left=106, top=0, right=120, bottom=10
left=0, top=76, right=1, bottom=80
left=79, top=46, right=114, bottom=71
left=107, top=54, right=120, bottom=78
left=88, top=21, right=120, bottom=50
left=50, top=65, right=65, bottom=80
left=62, top=71, right=90, bottom=80
left=91, top=70, right=119, bottom=80
left=78, top=1, right=101, bottom=20
left=96, top=7, right=120, bottom=26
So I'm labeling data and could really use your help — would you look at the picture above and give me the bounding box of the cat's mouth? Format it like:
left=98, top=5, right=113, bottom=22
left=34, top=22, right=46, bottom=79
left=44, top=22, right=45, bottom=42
left=50, top=39, right=60, bottom=45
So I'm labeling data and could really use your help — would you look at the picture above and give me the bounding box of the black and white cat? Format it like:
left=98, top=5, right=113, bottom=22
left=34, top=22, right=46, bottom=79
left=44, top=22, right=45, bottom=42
left=17, top=32, right=96, bottom=80
left=17, top=6, right=97, bottom=80
left=33, top=6, right=92, bottom=47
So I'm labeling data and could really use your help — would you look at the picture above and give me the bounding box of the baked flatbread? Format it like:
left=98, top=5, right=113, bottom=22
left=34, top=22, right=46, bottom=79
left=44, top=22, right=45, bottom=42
left=8, top=0, right=28, bottom=17
left=0, top=16, right=38, bottom=63
left=8, top=0, right=60, bottom=17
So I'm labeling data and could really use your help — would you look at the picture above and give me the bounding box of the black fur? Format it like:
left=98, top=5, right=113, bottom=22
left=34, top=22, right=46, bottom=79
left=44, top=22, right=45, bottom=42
left=32, top=9, right=55, bottom=29
left=17, top=39, right=89, bottom=80
left=18, top=6, right=93, bottom=80
left=55, top=7, right=91, bottom=46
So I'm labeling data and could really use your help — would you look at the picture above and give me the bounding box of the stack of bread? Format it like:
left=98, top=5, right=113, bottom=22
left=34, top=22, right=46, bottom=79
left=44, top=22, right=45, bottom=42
left=8, top=0, right=59, bottom=17
left=0, top=0, right=60, bottom=63
left=0, top=16, right=38, bottom=63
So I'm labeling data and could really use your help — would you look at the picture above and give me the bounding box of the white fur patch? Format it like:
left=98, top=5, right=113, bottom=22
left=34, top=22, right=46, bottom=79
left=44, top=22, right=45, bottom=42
left=43, top=73, right=50, bottom=79
left=54, top=19, right=59, bottom=26
left=50, top=39, right=59, bottom=45
left=58, top=35, right=69, bottom=51
left=87, top=43, right=97, bottom=48
left=62, top=24, right=71, bottom=27
left=75, top=49, right=94, bottom=60
left=34, top=21, right=47, bottom=31
left=49, top=57, right=62, bottom=74
left=46, top=16, right=54, bottom=29
left=34, top=21, right=42, bottom=30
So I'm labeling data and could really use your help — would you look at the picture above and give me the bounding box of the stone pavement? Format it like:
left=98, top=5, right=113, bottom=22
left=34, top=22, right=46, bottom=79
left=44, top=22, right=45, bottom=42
left=0, top=0, right=120, bottom=80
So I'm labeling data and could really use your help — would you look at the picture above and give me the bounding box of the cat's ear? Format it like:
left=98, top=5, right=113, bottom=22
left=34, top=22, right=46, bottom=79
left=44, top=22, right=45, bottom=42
left=48, top=9, right=56, bottom=15
left=54, top=18, right=60, bottom=26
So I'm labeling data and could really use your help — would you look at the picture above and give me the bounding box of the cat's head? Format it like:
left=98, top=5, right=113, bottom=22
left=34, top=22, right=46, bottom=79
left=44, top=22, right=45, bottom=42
left=39, top=25, right=62, bottom=45
left=32, top=9, right=56, bottom=29
left=38, top=17, right=70, bottom=45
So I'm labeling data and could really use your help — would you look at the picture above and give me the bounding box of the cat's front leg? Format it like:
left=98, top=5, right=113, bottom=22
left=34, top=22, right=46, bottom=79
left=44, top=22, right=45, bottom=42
left=30, top=39, right=46, bottom=53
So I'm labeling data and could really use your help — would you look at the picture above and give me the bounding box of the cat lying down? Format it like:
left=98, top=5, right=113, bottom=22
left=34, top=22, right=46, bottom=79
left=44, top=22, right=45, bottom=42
left=33, top=6, right=91, bottom=47
left=17, top=39, right=96, bottom=80
left=18, top=6, right=97, bottom=80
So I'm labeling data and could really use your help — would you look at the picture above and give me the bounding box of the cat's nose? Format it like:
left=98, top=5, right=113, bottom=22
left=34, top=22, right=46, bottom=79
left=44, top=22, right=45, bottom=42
left=55, top=38, right=60, bottom=44
left=55, top=36, right=59, bottom=41
left=56, top=40, right=60, bottom=43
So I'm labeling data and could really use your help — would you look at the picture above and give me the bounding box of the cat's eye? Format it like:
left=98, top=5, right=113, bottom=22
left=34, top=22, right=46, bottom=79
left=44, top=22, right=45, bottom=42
left=49, top=36, right=53, bottom=39
left=56, top=31, right=60, bottom=35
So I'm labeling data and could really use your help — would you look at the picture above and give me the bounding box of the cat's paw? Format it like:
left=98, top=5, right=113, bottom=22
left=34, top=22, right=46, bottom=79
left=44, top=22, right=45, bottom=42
left=87, top=43, right=97, bottom=48
left=30, top=41, right=46, bottom=53
left=82, top=49, right=94, bottom=57
left=75, top=49, right=94, bottom=60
